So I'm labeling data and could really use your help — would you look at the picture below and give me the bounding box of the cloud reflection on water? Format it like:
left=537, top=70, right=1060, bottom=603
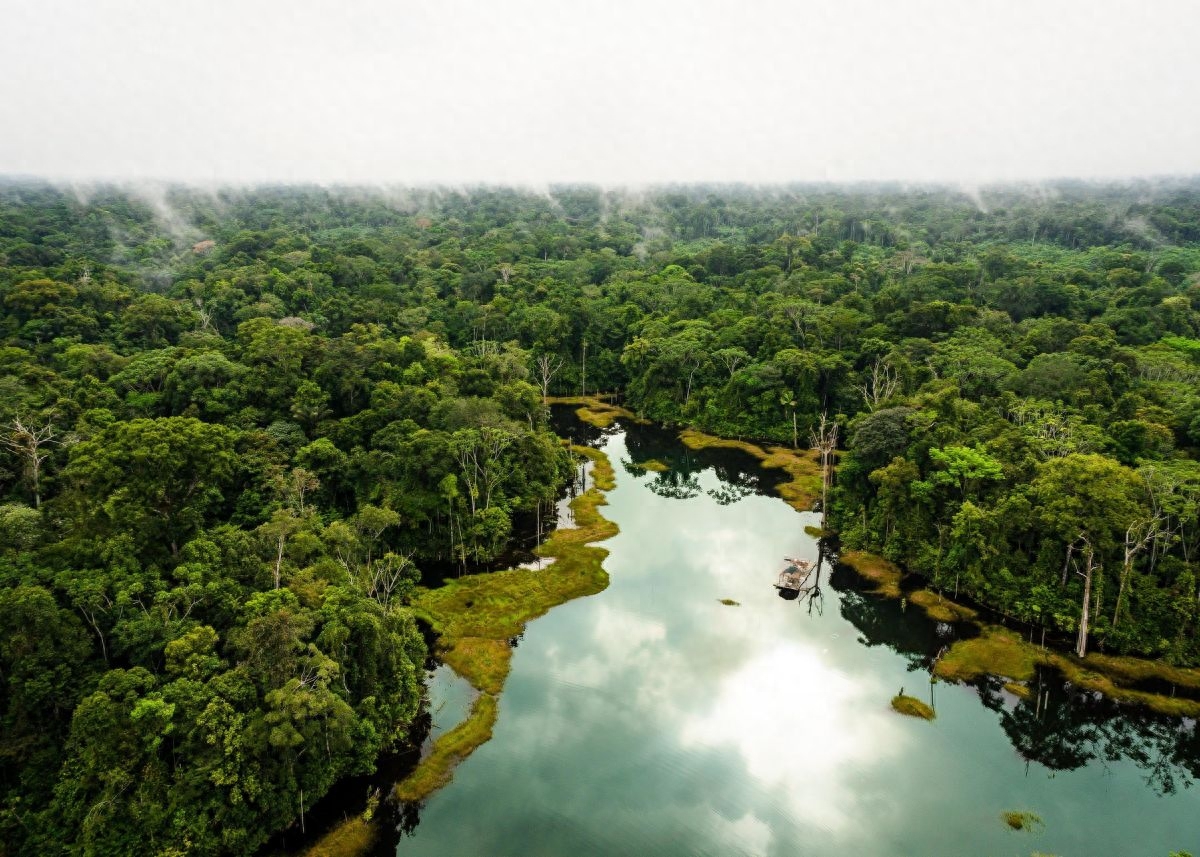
left=523, top=444, right=907, bottom=854
left=398, top=431, right=1200, bottom=857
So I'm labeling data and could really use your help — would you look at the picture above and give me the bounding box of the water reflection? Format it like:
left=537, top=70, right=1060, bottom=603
left=299, top=422, right=1200, bottom=857
left=829, top=556, right=1200, bottom=798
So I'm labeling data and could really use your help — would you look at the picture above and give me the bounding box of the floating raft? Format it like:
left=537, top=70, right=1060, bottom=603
left=775, top=557, right=814, bottom=591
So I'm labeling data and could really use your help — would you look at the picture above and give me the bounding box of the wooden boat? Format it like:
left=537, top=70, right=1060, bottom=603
left=775, top=557, right=814, bottom=591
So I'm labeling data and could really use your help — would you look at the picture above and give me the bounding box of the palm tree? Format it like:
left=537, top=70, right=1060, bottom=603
left=780, top=391, right=798, bottom=448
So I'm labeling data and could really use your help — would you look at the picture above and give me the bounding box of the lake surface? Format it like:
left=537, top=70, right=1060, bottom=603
left=391, top=423, right=1199, bottom=856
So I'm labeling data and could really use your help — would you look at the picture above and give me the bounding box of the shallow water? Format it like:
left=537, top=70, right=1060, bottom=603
left=400, top=426, right=1199, bottom=856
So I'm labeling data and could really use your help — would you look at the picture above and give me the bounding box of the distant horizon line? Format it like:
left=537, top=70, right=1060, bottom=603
left=3, top=173, right=1200, bottom=193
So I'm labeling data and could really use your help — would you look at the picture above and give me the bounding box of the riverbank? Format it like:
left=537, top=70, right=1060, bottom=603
left=633, top=417, right=1200, bottom=717
left=302, top=444, right=619, bottom=856
left=398, top=444, right=617, bottom=799
left=545, top=394, right=647, bottom=428
left=665, top=430, right=1200, bottom=718
left=838, top=551, right=1200, bottom=718
left=678, top=429, right=823, bottom=512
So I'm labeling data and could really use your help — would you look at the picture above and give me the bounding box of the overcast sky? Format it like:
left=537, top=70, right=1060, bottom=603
left=2, top=0, right=1198, bottom=185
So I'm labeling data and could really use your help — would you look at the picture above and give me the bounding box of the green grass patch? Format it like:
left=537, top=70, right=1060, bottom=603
left=302, top=816, right=377, bottom=857
left=718, top=598, right=740, bottom=606
left=839, top=549, right=904, bottom=599
left=909, top=589, right=977, bottom=623
left=935, top=627, right=1038, bottom=683
left=836, top=549, right=1195, bottom=718
left=394, top=694, right=498, bottom=802
left=932, top=625, right=1200, bottom=717
left=1080, top=652, right=1200, bottom=692
left=890, top=693, right=935, bottom=720
left=546, top=395, right=648, bottom=428
left=1043, top=653, right=1200, bottom=718
left=1001, top=810, right=1043, bottom=832
left=635, top=458, right=670, bottom=472
left=400, top=444, right=619, bottom=802
left=1004, top=681, right=1033, bottom=699
left=678, top=429, right=823, bottom=512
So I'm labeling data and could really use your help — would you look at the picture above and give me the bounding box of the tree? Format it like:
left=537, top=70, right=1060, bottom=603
left=928, top=445, right=1005, bottom=502
left=63, top=417, right=239, bottom=558
left=713, top=347, right=749, bottom=379
left=780, top=390, right=799, bottom=449
left=1032, top=454, right=1146, bottom=656
left=855, top=356, right=901, bottom=411
left=1, top=415, right=58, bottom=508
left=290, top=380, right=330, bottom=429
left=810, top=413, right=838, bottom=527
left=534, top=353, right=564, bottom=402
left=1113, top=515, right=1165, bottom=630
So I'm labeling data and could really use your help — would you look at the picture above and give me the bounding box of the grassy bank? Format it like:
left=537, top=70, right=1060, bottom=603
left=839, top=549, right=904, bottom=599
left=908, top=589, right=978, bottom=623
left=302, top=817, right=377, bottom=857
left=891, top=693, right=936, bottom=720
left=304, top=445, right=619, bottom=856
left=934, top=627, right=1038, bottom=683
left=678, top=429, right=823, bottom=512
left=394, top=694, right=499, bottom=801
left=400, top=444, right=618, bottom=795
left=546, top=395, right=647, bottom=428
left=878, top=580, right=1200, bottom=717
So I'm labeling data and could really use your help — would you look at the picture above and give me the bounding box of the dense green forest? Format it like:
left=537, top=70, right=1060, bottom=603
left=3, top=178, right=1200, bottom=855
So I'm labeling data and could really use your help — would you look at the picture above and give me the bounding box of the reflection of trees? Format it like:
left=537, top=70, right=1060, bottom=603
left=707, top=482, right=755, bottom=505
left=647, top=470, right=702, bottom=499
left=832, top=569, right=943, bottom=674
left=997, top=681, right=1100, bottom=773
left=1097, top=707, right=1200, bottom=795
left=619, top=458, right=641, bottom=478
left=394, top=798, right=423, bottom=840
left=830, top=558, right=1200, bottom=794
left=548, top=406, right=610, bottom=447
left=998, top=681, right=1200, bottom=793
left=622, top=424, right=774, bottom=499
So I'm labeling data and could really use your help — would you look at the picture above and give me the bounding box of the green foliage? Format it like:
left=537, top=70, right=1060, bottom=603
left=3, top=179, right=1200, bottom=852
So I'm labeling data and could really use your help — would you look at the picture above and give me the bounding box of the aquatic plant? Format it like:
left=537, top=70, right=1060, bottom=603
left=1002, top=810, right=1044, bottom=831
left=890, top=693, right=935, bottom=720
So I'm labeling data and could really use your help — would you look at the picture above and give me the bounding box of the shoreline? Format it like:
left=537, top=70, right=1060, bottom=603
left=302, top=411, right=1199, bottom=856
left=674, top=421, right=1200, bottom=719
left=302, top=444, right=619, bottom=855
left=838, top=549, right=1200, bottom=718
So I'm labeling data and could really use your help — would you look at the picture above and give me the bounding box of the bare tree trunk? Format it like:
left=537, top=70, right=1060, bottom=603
left=1113, top=517, right=1161, bottom=629
left=274, top=534, right=285, bottom=589
left=1, top=416, right=58, bottom=508
left=1060, top=540, right=1075, bottom=587
left=809, top=412, right=838, bottom=529
left=535, top=354, right=563, bottom=403
left=1076, top=544, right=1095, bottom=658
left=855, top=357, right=900, bottom=411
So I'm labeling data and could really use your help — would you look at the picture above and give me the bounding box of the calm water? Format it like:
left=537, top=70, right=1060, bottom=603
left=391, top=425, right=1199, bottom=857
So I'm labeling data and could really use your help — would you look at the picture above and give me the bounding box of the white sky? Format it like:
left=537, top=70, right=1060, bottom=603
left=2, top=0, right=1198, bottom=184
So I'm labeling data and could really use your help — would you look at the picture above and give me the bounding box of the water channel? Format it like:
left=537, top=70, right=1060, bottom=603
left=385, top=421, right=1198, bottom=856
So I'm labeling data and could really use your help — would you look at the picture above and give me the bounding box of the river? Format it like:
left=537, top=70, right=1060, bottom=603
left=385, top=422, right=1198, bottom=856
